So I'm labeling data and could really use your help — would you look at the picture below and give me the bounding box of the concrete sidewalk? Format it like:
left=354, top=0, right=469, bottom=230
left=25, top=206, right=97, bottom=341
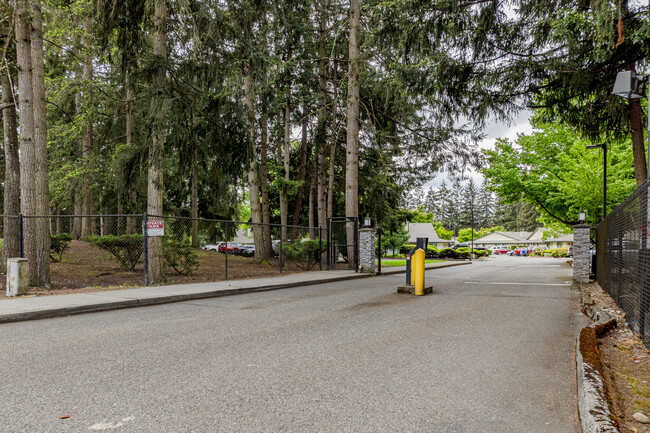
left=0, top=261, right=470, bottom=323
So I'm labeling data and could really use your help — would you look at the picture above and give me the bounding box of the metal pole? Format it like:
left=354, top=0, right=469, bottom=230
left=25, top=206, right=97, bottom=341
left=603, top=143, right=607, bottom=221
left=377, top=226, right=382, bottom=276
left=143, top=213, right=148, bottom=286
left=354, top=217, right=359, bottom=272
left=225, top=222, right=228, bottom=280
left=471, top=196, right=474, bottom=254
left=319, top=227, right=323, bottom=271
left=18, top=214, right=24, bottom=258
left=279, top=235, right=283, bottom=274
left=647, top=76, right=649, bottom=176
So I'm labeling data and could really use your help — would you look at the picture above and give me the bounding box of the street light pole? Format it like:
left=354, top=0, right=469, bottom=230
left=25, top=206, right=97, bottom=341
left=586, top=143, right=607, bottom=221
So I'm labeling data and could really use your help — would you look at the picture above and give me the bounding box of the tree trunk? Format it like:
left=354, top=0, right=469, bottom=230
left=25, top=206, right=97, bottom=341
left=1, top=66, right=20, bottom=271
left=327, top=64, right=338, bottom=220
left=260, top=113, right=273, bottom=258
left=280, top=44, right=292, bottom=243
left=309, top=159, right=318, bottom=239
left=80, top=14, right=93, bottom=237
left=280, top=92, right=290, bottom=242
left=15, top=1, right=37, bottom=285
left=147, top=0, right=167, bottom=284
left=125, top=66, right=137, bottom=234
left=244, top=72, right=264, bottom=262
left=29, top=0, right=51, bottom=287
left=191, top=146, right=199, bottom=248
left=72, top=90, right=82, bottom=239
left=345, top=0, right=361, bottom=269
left=290, top=106, right=310, bottom=238
left=317, top=1, right=328, bottom=231
left=629, top=98, right=647, bottom=186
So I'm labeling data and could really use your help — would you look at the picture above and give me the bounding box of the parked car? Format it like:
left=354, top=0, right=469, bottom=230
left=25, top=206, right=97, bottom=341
left=202, top=242, right=223, bottom=252
left=239, top=244, right=256, bottom=257
left=492, top=246, right=510, bottom=255
left=272, top=240, right=281, bottom=256
left=218, top=242, right=240, bottom=254
left=567, top=246, right=573, bottom=257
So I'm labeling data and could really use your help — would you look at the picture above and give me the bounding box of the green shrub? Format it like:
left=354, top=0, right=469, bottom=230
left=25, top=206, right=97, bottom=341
left=163, top=240, right=199, bottom=275
left=557, top=250, right=568, bottom=258
left=426, top=245, right=439, bottom=258
left=50, top=233, right=72, bottom=262
left=486, top=249, right=493, bottom=255
left=282, top=239, right=320, bottom=270
left=400, top=243, right=416, bottom=255
left=437, top=248, right=457, bottom=259
left=87, top=234, right=144, bottom=271
left=474, top=250, right=488, bottom=257
left=457, top=250, right=470, bottom=259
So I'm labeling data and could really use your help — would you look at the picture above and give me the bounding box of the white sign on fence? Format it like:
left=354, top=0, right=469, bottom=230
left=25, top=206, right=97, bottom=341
left=145, top=220, right=165, bottom=237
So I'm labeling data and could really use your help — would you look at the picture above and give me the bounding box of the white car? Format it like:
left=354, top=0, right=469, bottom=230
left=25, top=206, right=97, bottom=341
left=202, top=242, right=223, bottom=252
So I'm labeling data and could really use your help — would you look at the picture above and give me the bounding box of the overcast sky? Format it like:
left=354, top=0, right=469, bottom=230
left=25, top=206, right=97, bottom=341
left=425, top=110, right=534, bottom=189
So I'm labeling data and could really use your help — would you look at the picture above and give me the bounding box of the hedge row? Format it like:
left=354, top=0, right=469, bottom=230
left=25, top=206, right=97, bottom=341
left=397, top=244, right=491, bottom=259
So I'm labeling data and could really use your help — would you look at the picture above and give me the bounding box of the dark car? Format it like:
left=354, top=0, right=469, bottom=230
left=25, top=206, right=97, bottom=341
left=239, top=244, right=255, bottom=257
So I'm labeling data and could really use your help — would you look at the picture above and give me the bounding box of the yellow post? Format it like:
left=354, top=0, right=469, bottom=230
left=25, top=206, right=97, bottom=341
left=413, top=248, right=425, bottom=295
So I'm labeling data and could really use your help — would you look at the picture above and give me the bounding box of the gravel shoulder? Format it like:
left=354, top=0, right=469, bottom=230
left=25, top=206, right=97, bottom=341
left=580, top=282, right=650, bottom=433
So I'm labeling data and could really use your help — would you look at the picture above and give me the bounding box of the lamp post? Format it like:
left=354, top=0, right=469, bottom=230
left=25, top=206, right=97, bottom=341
left=579, top=209, right=586, bottom=223
left=586, top=143, right=607, bottom=221
left=613, top=70, right=649, bottom=176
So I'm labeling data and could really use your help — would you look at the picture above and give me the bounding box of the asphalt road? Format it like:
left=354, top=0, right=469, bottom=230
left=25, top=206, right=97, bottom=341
left=0, top=256, right=586, bottom=432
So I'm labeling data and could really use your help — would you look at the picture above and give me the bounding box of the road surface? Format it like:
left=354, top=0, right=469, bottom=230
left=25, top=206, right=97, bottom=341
left=0, top=256, right=586, bottom=432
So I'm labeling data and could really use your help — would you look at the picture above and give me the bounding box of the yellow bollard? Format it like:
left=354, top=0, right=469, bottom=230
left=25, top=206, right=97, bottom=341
left=413, top=248, right=425, bottom=295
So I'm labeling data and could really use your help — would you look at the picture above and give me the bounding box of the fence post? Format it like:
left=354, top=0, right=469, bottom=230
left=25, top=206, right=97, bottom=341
left=326, top=220, right=331, bottom=270
left=279, top=235, right=283, bottom=274
left=377, top=226, right=382, bottom=276
left=354, top=217, right=356, bottom=272
left=143, top=213, right=149, bottom=286
left=225, top=221, right=228, bottom=281
left=319, top=227, right=323, bottom=271
left=18, top=214, right=24, bottom=258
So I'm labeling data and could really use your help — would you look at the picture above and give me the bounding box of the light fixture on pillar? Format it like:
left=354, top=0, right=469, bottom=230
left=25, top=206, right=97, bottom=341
left=364, top=216, right=371, bottom=227
left=579, top=209, right=586, bottom=223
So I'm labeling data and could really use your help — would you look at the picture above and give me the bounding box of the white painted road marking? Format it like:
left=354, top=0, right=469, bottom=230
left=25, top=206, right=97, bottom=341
left=88, top=417, right=135, bottom=430
left=464, top=282, right=571, bottom=286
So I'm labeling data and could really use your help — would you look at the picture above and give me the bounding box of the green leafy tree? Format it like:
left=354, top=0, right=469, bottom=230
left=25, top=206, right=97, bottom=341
left=482, top=123, right=636, bottom=229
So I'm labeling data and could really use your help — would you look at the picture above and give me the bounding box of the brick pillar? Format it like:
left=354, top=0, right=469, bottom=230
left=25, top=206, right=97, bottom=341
left=573, top=224, right=591, bottom=284
left=359, top=228, right=376, bottom=274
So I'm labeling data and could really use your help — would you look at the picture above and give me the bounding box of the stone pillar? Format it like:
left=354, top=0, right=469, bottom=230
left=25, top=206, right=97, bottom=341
left=573, top=224, right=591, bottom=284
left=358, top=228, right=376, bottom=274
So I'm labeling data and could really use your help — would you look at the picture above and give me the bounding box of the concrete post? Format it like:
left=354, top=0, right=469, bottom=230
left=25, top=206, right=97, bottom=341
left=573, top=224, right=591, bottom=284
left=358, top=228, right=376, bottom=274
left=6, top=258, right=29, bottom=296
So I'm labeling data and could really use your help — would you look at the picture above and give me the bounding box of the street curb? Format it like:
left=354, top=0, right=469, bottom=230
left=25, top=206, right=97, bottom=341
left=378, top=260, right=472, bottom=276
left=0, top=274, right=372, bottom=324
left=577, top=289, right=620, bottom=433
left=0, top=260, right=469, bottom=324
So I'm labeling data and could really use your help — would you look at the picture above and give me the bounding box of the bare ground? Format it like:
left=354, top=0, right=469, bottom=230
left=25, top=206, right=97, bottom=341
left=581, top=282, right=650, bottom=433
left=1, top=240, right=328, bottom=299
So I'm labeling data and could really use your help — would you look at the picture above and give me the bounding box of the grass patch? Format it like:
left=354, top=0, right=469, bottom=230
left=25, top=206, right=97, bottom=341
left=376, top=259, right=444, bottom=267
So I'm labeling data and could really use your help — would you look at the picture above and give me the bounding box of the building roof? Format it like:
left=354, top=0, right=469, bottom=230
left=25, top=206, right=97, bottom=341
left=546, top=233, right=574, bottom=242
left=405, top=223, right=451, bottom=243
left=473, top=231, right=532, bottom=243
left=473, top=228, right=573, bottom=244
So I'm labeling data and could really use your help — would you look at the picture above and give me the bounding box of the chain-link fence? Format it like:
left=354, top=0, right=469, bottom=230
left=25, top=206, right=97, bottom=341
left=0, top=214, right=333, bottom=291
left=596, top=178, right=650, bottom=348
